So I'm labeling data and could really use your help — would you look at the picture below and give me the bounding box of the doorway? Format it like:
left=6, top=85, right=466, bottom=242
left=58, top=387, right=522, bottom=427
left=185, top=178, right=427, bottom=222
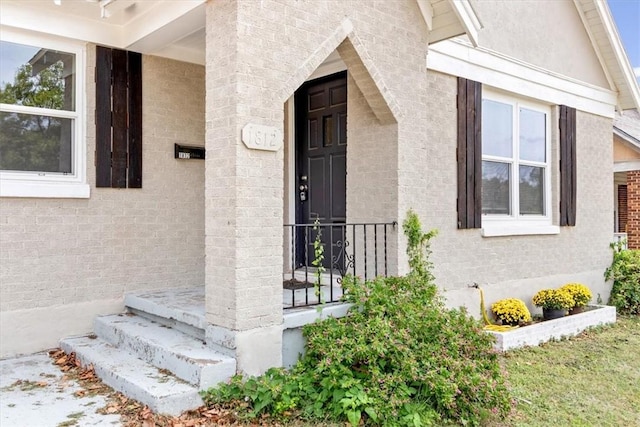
left=294, top=71, right=347, bottom=270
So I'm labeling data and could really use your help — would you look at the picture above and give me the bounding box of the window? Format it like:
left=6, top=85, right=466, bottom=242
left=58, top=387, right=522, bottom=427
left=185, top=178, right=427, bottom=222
left=457, top=78, right=572, bottom=236
left=480, top=91, right=558, bottom=236
left=0, top=30, right=87, bottom=198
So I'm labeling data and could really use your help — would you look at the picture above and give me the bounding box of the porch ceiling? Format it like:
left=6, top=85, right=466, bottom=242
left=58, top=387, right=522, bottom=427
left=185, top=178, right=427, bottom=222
left=0, top=0, right=206, bottom=64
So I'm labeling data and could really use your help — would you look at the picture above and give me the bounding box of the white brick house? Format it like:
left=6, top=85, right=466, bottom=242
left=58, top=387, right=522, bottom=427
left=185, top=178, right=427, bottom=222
left=1, top=0, right=639, bottom=384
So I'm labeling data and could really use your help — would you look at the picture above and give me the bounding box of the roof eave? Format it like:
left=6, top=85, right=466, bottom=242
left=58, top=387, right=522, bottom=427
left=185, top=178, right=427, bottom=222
left=576, top=0, right=640, bottom=111
left=447, top=0, right=483, bottom=47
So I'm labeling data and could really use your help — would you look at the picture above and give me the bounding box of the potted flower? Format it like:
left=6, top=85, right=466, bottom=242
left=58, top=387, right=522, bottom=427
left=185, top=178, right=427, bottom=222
left=532, top=289, right=573, bottom=320
left=559, top=283, right=593, bottom=314
left=491, top=298, right=532, bottom=326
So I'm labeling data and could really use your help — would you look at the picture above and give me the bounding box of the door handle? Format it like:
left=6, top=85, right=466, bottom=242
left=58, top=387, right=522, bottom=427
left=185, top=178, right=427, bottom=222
left=299, top=175, right=308, bottom=202
left=299, top=184, right=308, bottom=202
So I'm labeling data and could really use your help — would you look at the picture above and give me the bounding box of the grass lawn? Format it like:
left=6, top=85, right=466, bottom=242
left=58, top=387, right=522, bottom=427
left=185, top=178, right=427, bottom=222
left=499, top=315, right=640, bottom=426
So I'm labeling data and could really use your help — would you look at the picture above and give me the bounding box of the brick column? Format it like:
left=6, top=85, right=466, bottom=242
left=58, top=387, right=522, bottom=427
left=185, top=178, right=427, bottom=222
left=627, top=170, right=640, bottom=249
left=203, top=0, right=283, bottom=375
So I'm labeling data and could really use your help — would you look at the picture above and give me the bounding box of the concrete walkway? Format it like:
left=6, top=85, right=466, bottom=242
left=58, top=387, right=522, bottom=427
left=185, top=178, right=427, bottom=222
left=0, top=352, right=121, bottom=427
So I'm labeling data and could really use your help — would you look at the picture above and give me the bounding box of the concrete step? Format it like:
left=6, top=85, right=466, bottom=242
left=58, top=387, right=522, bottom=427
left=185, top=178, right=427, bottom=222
left=125, top=288, right=206, bottom=341
left=60, top=336, right=202, bottom=416
left=94, top=313, right=235, bottom=389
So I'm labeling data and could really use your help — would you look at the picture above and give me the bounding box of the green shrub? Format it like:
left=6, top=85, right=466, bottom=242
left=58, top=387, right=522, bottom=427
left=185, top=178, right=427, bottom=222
left=201, top=210, right=513, bottom=426
left=605, top=247, right=640, bottom=315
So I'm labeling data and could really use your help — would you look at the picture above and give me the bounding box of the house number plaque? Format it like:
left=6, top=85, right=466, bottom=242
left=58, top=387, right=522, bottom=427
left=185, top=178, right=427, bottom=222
left=241, top=123, right=283, bottom=152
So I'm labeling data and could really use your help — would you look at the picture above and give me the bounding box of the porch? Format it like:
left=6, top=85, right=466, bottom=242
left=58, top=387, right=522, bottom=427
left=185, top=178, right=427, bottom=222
left=60, top=284, right=354, bottom=416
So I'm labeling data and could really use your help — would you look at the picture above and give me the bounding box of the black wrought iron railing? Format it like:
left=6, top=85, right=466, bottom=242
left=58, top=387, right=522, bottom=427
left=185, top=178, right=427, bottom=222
left=283, top=221, right=397, bottom=308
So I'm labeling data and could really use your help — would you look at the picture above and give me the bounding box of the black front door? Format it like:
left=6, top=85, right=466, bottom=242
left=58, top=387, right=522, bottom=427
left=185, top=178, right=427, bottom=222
left=294, top=72, right=347, bottom=270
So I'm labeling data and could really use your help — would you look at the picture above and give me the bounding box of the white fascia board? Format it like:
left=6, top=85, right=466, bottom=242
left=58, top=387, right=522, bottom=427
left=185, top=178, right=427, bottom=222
left=591, top=0, right=640, bottom=111
left=0, top=3, right=124, bottom=47
left=613, top=161, right=640, bottom=172
left=446, top=0, right=482, bottom=47
left=122, top=1, right=205, bottom=49
left=427, top=39, right=618, bottom=118
left=416, top=0, right=433, bottom=31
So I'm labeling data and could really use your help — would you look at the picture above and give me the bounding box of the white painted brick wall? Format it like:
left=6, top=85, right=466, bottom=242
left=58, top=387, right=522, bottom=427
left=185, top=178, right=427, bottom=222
left=204, top=0, right=429, bottom=331
left=0, top=50, right=206, bottom=313
left=412, top=71, right=613, bottom=309
left=203, top=0, right=615, bottom=332
left=1, top=0, right=617, bottom=357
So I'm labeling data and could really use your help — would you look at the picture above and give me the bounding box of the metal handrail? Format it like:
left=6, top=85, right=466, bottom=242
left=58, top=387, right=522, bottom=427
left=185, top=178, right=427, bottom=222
left=283, top=221, right=397, bottom=308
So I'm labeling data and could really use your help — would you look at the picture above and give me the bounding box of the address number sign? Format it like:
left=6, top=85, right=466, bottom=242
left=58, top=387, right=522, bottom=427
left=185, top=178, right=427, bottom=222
left=241, top=123, right=283, bottom=152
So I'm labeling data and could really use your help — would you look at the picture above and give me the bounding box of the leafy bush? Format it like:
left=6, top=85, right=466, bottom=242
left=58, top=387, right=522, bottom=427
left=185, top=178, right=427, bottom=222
left=491, top=298, right=532, bottom=325
left=532, top=289, right=574, bottom=310
left=559, top=283, right=592, bottom=308
left=605, top=248, right=640, bottom=315
left=201, top=210, right=513, bottom=426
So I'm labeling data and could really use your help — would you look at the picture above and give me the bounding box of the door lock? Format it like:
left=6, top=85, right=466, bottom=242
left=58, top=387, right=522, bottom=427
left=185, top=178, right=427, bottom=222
left=299, top=176, right=308, bottom=202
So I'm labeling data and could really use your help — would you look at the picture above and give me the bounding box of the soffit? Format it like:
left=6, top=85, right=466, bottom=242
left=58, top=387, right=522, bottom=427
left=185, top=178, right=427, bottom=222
left=420, top=0, right=482, bottom=45
left=0, top=0, right=206, bottom=64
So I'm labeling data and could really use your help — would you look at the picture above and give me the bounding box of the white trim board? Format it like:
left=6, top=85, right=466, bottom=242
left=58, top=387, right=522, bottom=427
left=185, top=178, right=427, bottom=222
left=447, top=0, right=482, bottom=47
left=0, top=28, right=89, bottom=199
left=427, top=39, right=617, bottom=118
left=614, top=161, right=640, bottom=173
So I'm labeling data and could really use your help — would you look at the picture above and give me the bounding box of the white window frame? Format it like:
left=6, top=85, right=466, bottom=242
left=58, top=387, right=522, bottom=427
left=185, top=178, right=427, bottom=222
left=481, top=90, right=559, bottom=237
left=0, top=27, right=89, bottom=198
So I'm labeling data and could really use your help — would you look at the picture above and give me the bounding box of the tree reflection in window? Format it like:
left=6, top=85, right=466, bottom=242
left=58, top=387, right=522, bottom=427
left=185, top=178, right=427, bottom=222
left=0, top=43, right=75, bottom=174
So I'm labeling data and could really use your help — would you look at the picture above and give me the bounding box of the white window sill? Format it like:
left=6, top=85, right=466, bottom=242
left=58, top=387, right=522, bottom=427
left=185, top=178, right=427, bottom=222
left=481, top=223, right=560, bottom=237
left=0, top=180, right=90, bottom=199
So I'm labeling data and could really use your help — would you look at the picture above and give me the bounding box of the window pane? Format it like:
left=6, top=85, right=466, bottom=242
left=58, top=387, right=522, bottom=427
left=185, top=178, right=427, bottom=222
left=519, top=165, right=544, bottom=215
left=0, top=41, right=75, bottom=111
left=0, top=111, right=72, bottom=173
left=519, top=108, right=545, bottom=162
left=482, top=99, right=512, bottom=158
left=482, top=161, right=511, bottom=215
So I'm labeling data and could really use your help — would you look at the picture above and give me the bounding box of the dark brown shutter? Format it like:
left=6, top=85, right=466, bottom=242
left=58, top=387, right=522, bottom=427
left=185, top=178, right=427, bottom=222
left=95, top=46, right=112, bottom=188
left=559, top=105, right=577, bottom=226
left=127, top=51, right=143, bottom=188
left=457, top=78, right=482, bottom=229
left=95, top=47, right=142, bottom=188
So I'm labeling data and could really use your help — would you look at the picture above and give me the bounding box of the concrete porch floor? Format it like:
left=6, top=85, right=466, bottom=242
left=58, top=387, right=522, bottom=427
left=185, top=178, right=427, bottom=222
left=126, top=278, right=345, bottom=313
